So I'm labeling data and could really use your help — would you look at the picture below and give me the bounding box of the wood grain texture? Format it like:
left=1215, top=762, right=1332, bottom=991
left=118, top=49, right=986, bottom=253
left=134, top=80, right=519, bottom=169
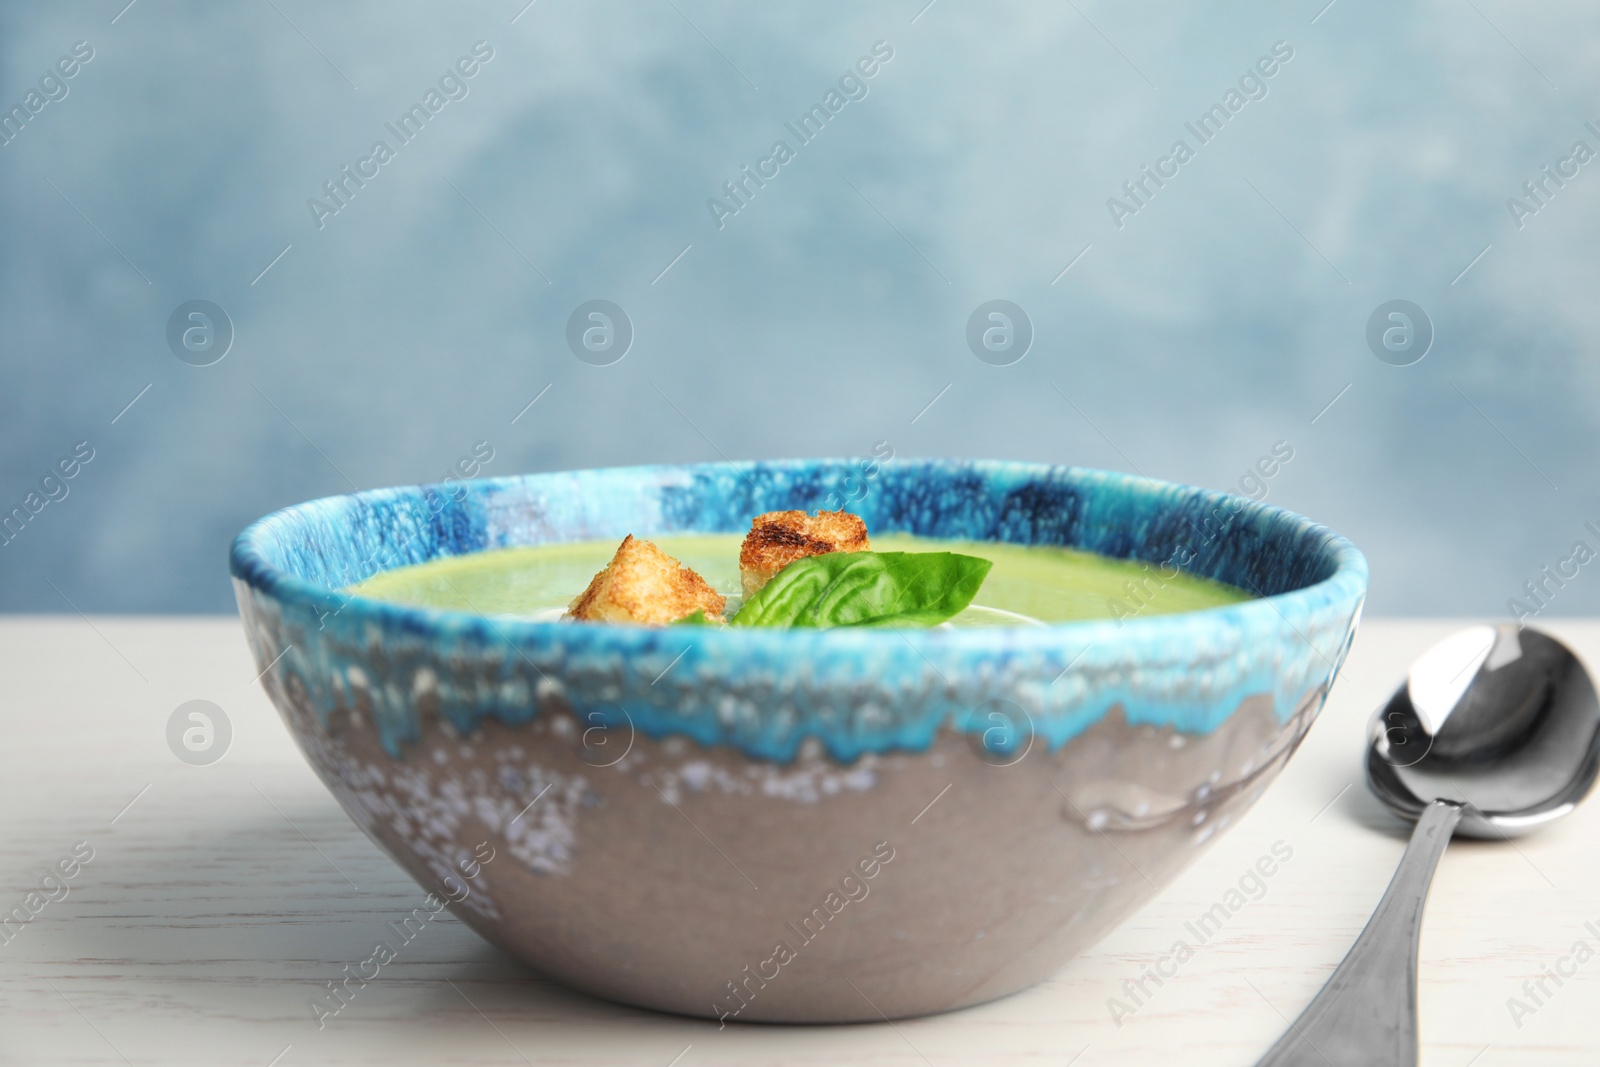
left=1, top=617, right=1597, bottom=1066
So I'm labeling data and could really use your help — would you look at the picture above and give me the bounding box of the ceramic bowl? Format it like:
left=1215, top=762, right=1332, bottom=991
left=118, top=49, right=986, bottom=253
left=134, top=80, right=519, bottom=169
left=230, top=459, right=1366, bottom=1023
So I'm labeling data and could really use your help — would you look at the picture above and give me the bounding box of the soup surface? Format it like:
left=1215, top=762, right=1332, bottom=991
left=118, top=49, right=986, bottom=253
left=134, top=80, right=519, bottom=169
left=351, top=534, right=1251, bottom=626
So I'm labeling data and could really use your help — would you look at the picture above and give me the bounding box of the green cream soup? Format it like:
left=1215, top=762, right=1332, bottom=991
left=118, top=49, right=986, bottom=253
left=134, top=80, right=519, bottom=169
left=351, top=534, right=1250, bottom=626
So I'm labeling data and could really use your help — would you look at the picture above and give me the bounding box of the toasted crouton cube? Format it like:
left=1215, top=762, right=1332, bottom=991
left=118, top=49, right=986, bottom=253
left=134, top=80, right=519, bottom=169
left=567, top=536, right=727, bottom=625
left=739, top=510, right=870, bottom=597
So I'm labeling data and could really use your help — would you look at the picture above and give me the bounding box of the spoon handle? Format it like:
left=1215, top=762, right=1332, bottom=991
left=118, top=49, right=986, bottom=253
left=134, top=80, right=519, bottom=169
left=1255, top=798, right=1462, bottom=1067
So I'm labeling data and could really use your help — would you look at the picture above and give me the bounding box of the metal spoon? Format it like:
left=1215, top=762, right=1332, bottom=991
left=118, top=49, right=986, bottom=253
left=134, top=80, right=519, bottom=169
left=1255, top=624, right=1600, bottom=1067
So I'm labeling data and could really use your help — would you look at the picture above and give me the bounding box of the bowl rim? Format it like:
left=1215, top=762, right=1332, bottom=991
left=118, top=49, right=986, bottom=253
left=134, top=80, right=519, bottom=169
left=229, top=457, right=1369, bottom=653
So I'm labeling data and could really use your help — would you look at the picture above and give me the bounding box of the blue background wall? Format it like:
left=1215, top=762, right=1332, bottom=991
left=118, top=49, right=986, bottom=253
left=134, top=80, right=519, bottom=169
left=2, top=0, right=1596, bottom=616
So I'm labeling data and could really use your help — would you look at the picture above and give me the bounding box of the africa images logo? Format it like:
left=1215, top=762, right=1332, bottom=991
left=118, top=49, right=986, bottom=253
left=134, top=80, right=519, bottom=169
left=306, top=42, right=495, bottom=230
left=1106, top=41, right=1294, bottom=229
left=705, top=41, right=894, bottom=230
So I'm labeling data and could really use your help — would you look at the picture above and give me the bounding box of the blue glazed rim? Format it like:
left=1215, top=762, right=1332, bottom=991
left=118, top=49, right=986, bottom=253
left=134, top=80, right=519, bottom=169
left=232, top=457, right=1369, bottom=652
left=230, top=459, right=1368, bottom=760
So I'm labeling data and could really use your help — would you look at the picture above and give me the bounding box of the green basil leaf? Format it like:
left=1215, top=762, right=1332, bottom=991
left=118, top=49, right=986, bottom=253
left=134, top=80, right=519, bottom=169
left=729, top=551, right=992, bottom=629
left=671, top=609, right=718, bottom=626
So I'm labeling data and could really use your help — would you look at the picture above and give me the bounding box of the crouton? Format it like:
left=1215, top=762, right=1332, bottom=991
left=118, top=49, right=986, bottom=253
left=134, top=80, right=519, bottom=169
left=567, top=535, right=727, bottom=625
left=739, top=510, right=870, bottom=597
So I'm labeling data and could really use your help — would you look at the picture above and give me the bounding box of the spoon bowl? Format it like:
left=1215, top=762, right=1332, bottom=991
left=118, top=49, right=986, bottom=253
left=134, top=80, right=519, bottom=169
left=1367, top=623, right=1600, bottom=837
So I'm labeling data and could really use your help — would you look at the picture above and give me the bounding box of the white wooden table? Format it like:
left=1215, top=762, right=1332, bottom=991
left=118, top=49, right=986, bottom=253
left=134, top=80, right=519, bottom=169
left=1, top=617, right=1596, bottom=1066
